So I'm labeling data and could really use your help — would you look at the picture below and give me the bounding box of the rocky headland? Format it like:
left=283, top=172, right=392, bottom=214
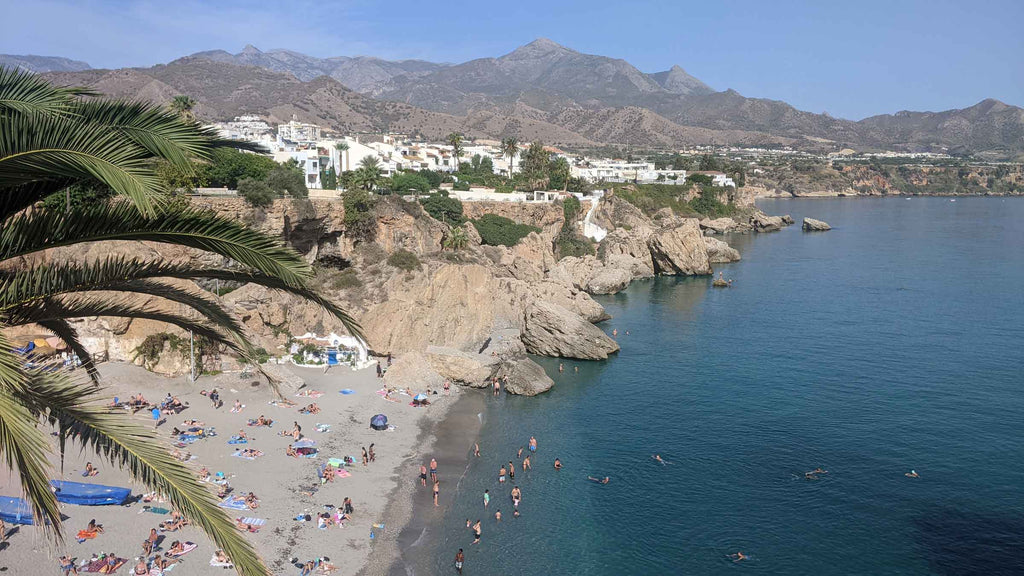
left=57, top=192, right=791, bottom=395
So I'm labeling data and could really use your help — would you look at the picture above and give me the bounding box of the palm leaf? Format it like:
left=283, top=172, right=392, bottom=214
left=0, top=204, right=312, bottom=285
left=0, top=340, right=63, bottom=532
left=35, top=318, right=99, bottom=383
left=0, top=66, right=95, bottom=118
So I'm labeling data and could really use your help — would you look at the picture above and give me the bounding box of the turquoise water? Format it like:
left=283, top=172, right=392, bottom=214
left=430, top=197, right=1024, bottom=575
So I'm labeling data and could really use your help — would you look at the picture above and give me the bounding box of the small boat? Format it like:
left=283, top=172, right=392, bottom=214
left=950, top=199, right=956, bottom=202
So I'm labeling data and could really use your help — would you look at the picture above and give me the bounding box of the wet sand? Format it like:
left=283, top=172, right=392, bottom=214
left=380, top=391, right=485, bottom=576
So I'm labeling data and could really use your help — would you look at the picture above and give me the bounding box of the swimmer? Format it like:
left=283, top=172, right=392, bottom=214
left=905, top=470, right=919, bottom=478
left=588, top=476, right=610, bottom=484
left=553, top=458, right=562, bottom=470
left=612, top=328, right=618, bottom=337
left=653, top=454, right=671, bottom=465
left=729, top=552, right=747, bottom=563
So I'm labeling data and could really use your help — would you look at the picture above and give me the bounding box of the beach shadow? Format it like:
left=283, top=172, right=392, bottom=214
left=914, top=505, right=1024, bottom=575
left=153, top=534, right=166, bottom=551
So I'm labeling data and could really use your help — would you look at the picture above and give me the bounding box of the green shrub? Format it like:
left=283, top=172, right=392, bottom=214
left=343, top=188, right=377, bottom=241
left=420, top=192, right=464, bottom=224
left=453, top=180, right=471, bottom=191
left=471, top=214, right=541, bottom=247
left=237, top=177, right=276, bottom=208
left=391, top=172, right=432, bottom=195
left=562, top=195, right=581, bottom=221
left=556, top=230, right=594, bottom=259
left=387, top=249, right=421, bottom=271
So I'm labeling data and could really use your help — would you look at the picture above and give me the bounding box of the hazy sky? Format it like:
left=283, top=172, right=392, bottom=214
left=1, top=0, right=1021, bottom=120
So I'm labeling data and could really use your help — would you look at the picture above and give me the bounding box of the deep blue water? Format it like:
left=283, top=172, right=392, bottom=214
left=430, top=197, right=1024, bottom=575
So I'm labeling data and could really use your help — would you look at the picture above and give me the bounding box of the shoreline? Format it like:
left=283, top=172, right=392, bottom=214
left=377, top=390, right=486, bottom=576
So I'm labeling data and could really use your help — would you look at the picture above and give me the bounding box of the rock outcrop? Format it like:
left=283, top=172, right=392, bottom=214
left=704, top=237, right=741, bottom=263
left=699, top=217, right=738, bottom=235
left=521, top=300, right=619, bottom=360
left=647, top=219, right=712, bottom=275
left=802, top=217, right=832, bottom=231
left=750, top=210, right=786, bottom=232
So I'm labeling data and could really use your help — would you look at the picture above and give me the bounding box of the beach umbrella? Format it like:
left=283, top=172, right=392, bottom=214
left=413, top=394, right=427, bottom=401
left=340, top=389, right=355, bottom=395
left=294, top=439, right=317, bottom=448
left=370, top=414, right=388, bottom=430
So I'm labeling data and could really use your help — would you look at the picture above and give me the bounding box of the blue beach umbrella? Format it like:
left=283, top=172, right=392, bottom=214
left=370, top=414, right=388, bottom=430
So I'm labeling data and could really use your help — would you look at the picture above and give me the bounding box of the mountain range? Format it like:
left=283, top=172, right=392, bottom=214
left=12, top=39, right=1023, bottom=155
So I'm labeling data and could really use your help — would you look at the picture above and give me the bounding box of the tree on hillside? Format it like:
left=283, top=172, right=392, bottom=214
left=0, top=66, right=361, bottom=576
left=237, top=177, right=276, bottom=207
left=501, top=137, right=519, bottom=176
left=168, top=95, right=197, bottom=121
left=446, top=132, right=464, bottom=171
left=201, top=148, right=278, bottom=189
left=352, top=156, right=383, bottom=191
left=548, top=156, right=571, bottom=190
left=519, top=142, right=550, bottom=182
left=266, top=159, right=308, bottom=198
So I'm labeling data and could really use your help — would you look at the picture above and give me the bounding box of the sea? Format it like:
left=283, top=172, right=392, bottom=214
left=427, top=197, right=1024, bottom=575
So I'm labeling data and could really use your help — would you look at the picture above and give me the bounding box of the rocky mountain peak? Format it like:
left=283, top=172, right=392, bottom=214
left=505, top=38, right=575, bottom=59
left=240, top=44, right=262, bottom=55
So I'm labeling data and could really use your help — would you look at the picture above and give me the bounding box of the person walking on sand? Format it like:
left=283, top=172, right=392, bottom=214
left=430, top=458, right=438, bottom=482
left=369, top=444, right=376, bottom=463
left=433, top=480, right=440, bottom=507
left=362, top=447, right=369, bottom=466
left=420, top=464, right=428, bottom=487
left=473, top=443, right=480, bottom=457
left=483, top=489, right=490, bottom=508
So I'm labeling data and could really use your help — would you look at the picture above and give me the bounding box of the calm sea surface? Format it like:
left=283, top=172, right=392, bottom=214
left=429, top=197, right=1024, bottom=575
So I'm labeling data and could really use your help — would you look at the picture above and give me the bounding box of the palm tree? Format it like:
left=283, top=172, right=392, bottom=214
left=0, top=67, right=361, bottom=576
left=501, top=137, right=519, bottom=177
left=352, top=156, right=382, bottom=191
left=443, top=226, right=469, bottom=251
left=446, top=132, right=464, bottom=171
left=334, top=140, right=350, bottom=173
left=168, top=95, right=197, bottom=121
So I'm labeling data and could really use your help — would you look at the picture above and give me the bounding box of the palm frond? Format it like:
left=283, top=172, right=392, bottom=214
left=0, top=340, right=63, bottom=533
left=19, top=371, right=269, bottom=575
left=0, top=204, right=312, bottom=285
left=0, top=66, right=95, bottom=118
left=34, top=318, right=99, bottom=383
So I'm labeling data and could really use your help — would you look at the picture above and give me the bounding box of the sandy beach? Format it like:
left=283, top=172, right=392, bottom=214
left=0, top=361, right=460, bottom=576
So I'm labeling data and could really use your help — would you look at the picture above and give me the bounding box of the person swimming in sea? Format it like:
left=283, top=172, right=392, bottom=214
left=653, top=454, right=671, bottom=465
left=588, top=476, right=610, bottom=484
left=729, top=552, right=747, bottom=563
left=905, top=470, right=919, bottom=478
left=553, top=458, right=562, bottom=470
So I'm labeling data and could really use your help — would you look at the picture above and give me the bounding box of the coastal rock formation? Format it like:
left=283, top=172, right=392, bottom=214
left=704, top=236, right=741, bottom=263
left=558, top=255, right=633, bottom=295
left=749, top=210, right=787, bottom=232
left=495, top=357, right=555, bottom=396
left=425, top=346, right=500, bottom=384
left=802, top=217, right=832, bottom=231
left=383, top=351, right=447, bottom=391
left=647, top=219, right=712, bottom=275
left=699, top=217, right=738, bottom=235
left=521, top=300, right=619, bottom=360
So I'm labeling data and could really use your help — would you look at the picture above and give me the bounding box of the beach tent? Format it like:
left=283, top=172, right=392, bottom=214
left=50, top=481, right=130, bottom=506
left=0, top=496, right=34, bottom=525
left=370, top=414, right=388, bottom=430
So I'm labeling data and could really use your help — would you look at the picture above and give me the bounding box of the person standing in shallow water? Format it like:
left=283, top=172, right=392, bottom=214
left=433, top=480, right=440, bottom=507
left=529, top=436, right=538, bottom=452
left=419, top=464, right=427, bottom=487
left=483, top=489, right=490, bottom=508
left=473, top=443, right=480, bottom=457
left=430, top=458, right=438, bottom=482
left=454, top=549, right=464, bottom=574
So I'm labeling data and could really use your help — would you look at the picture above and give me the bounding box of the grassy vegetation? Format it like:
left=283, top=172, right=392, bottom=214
left=387, top=249, right=422, bottom=271
left=614, top=183, right=737, bottom=218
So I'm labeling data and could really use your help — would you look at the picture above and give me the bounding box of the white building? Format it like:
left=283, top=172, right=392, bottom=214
left=572, top=160, right=657, bottom=182
left=211, top=115, right=273, bottom=141
left=277, top=120, right=322, bottom=143
left=690, top=171, right=736, bottom=187
left=271, top=148, right=322, bottom=189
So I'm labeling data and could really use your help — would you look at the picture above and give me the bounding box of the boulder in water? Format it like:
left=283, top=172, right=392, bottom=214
left=802, top=217, right=831, bottom=231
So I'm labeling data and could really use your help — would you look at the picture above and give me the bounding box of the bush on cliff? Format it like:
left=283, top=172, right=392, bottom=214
left=237, top=177, right=276, bottom=208
left=420, top=192, right=464, bottom=224
left=471, top=214, right=540, bottom=247
left=387, top=249, right=421, bottom=271
left=343, top=188, right=377, bottom=241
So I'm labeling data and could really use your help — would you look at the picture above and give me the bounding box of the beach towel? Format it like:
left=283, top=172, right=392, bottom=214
left=142, top=506, right=171, bottom=515
left=337, top=469, right=352, bottom=479
left=237, top=517, right=266, bottom=527
left=83, top=557, right=127, bottom=573
left=217, top=495, right=249, bottom=511
left=293, top=438, right=317, bottom=448
left=340, top=389, right=355, bottom=395
left=76, top=529, right=99, bottom=541
left=209, top=556, right=234, bottom=568
left=227, top=437, right=248, bottom=445
left=177, top=435, right=199, bottom=444
left=296, top=447, right=318, bottom=458
left=168, top=542, right=197, bottom=557
left=269, top=399, right=296, bottom=408
left=231, top=450, right=263, bottom=460
left=315, top=424, right=330, bottom=433
left=327, top=458, right=345, bottom=468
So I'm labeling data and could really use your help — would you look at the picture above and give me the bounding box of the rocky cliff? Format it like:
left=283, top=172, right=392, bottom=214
left=57, top=193, right=771, bottom=394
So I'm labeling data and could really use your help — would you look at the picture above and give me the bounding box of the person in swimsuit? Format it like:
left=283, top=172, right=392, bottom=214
left=433, top=480, right=440, bottom=507
left=473, top=443, right=480, bottom=457
left=495, top=509, right=502, bottom=522
left=60, top=555, right=78, bottom=576
left=517, top=447, right=523, bottom=459
left=430, top=458, right=438, bottom=482
left=510, top=486, right=521, bottom=509
left=529, top=437, right=537, bottom=452
left=472, top=521, right=482, bottom=544
left=905, top=470, right=919, bottom=478
left=483, top=490, right=490, bottom=508
left=498, top=465, right=506, bottom=483
left=653, top=454, right=669, bottom=465
left=419, top=464, right=428, bottom=486
left=553, top=458, right=561, bottom=470
left=730, top=552, right=747, bottom=562
left=454, top=549, right=464, bottom=573
left=523, top=455, right=531, bottom=470
left=508, top=460, right=515, bottom=480
left=588, top=476, right=610, bottom=484
left=361, top=447, right=368, bottom=466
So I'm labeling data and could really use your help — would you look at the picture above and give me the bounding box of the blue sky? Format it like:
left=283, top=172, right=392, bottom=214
left=1, top=0, right=1021, bottom=120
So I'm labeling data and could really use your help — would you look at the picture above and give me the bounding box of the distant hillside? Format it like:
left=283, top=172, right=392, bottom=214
left=0, top=54, right=91, bottom=73
left=188, top=45, right=448, bottom=96
left=36, top=39, right=1024, bottom=155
